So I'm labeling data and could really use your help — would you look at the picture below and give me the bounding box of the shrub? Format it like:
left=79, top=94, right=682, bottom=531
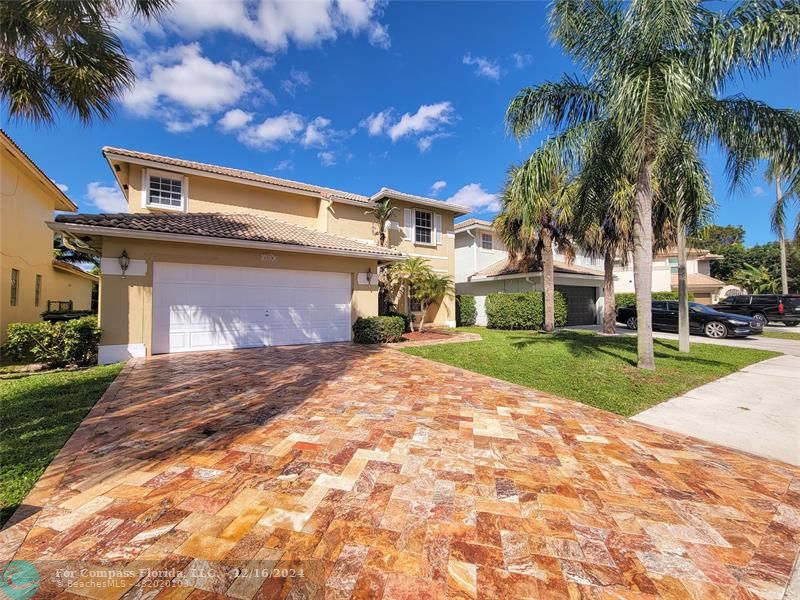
left=383, top=310, right=411, bottom=333
left=615, top=291, right=695, bottom=307
left=352, top=316, right=405, bottom=344
left=4, top=316, right=102, bottom=366
left=456, top=295, right=477, bottom=326
left=486, top=292, right=567, bottom=329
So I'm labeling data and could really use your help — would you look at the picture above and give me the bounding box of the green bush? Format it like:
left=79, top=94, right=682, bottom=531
left=352, top=316, right=405, bottom=344
left=456, top=295, right=477, bottom=326
left=486, top=292, right=568, bottom=329
left=4, top=316, right=102, bottom=366
left=615, top=291, right=694, bottom=307
left=383, top=310, right=411, bottom=333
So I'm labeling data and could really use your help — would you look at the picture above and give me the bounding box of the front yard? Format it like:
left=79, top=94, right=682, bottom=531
left=0, top=363, right=122, bottom=526
left=401, top=327, right=778, bottom=416
left=762, top=329, right=800, bottom=340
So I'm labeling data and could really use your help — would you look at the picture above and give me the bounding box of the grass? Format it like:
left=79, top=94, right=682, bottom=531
left=401, top=327, right=777, bottom=417
left=762, top=329, right=800, bottom=341
left=0, top=363, right=123, bottom=526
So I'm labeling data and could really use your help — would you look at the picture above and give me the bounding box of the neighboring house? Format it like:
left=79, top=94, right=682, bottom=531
left=614, top=247, right=725, bottom=304
left=454, top=219, right=605, bottom=326
left=0, top=131, right=97, bottom=344
left=49, top=147, right=469, bottom=363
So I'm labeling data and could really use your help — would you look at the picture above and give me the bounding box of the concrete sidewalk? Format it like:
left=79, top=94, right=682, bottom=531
left=633, top=354, right=800, bottom=465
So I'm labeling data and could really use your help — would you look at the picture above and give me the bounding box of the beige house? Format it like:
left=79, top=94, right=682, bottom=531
left=0, top=131, right=97, bottom=344
left=49, top=147, right=468, bottom=363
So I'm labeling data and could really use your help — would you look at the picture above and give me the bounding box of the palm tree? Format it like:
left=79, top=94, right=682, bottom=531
left=414, top=273, right=455, bottom=331
left=765, top=158, right=799, bottom=295
left=364, top=199, right=397, bottom=247
left=495, top=152, right=574, bottom=333
left=1, top=0, right=172, bottom=124
left=387, top=257, right=433, bottom=331
left=733, top=263, right=779, bottom=293
left=506, top=0, right=800, bottom=369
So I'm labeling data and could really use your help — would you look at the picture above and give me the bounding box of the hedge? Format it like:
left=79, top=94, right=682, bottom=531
left=615, top=291, right=695, bottom=307
left=486, top=292, right=568, bottom=330
left=4, top=316, right=102, bottom=366
left=352, top=316, right=405, bottom=344
left=383, top=310, right=411, bottom=333
left=455, top=295, right=477, bottom=326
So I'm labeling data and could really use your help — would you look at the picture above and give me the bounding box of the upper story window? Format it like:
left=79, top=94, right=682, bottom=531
left=415, top=209, right=433, bottom=245
left=668, top=257, right=678, bottom=274
left=480, top=232, right=493, bottom=250
left=146, top=170, right=186, bottom=210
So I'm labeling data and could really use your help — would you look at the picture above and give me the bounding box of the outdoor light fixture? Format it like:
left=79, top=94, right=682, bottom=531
left=118, top=250, right=130, bottom=278
left=366, top=267, right=374, bottom=285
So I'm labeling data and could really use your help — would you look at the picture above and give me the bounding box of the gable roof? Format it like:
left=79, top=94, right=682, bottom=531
left=51, top=212, right=403, bottom=260
left=472, top=257, right=604, bottom=280
left=454, top=218, right=494, bottom=231
left=670, top=272, right=726, bottom=289
left=103, top=146, right=469, bottom=213
left=1, top=130, right=77, bottom=212
left=52, top=260, right=98, bottom=282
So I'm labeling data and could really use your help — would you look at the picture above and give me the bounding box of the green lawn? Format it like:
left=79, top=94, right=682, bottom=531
left=401, top=328, right=777, bottom=417
left=0, top=363, right=122, bottom=526
left=762, top=329, right=800, bottom=341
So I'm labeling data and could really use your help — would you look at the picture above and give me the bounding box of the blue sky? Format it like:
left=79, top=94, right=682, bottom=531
left=4, top=0, right=799, bottom=246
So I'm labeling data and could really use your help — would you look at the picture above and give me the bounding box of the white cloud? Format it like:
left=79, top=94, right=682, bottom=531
left=417, top=133, right=450, bottom=152
left=281, top=68, right=311, bottom=96
left=218, top=108, right=254, bottom=131
left=446, top=183, right=499, bottom=212
left=511, top=52, right=533, bottom=69
left=430, top=180, right=447, bottom=196
left=753, top=186, right=766, bottom=197
left=362, top=109, right=392, bottom=136
left=274, top=160, right=293, bottom=171
left=166, top=114, right=210, bottom=133
left=87, top=182, right=127, bottom=213
left=54, top=182, right=69, bottom=193
left=302, top=116, right=332, bottom=147
left=463, top=54, right=501, bottom=80
left=388, top=102, right=455, bottom=142
left=318, top=151, right=336, bottom=166
left=237, top=112, right=305, bottom=149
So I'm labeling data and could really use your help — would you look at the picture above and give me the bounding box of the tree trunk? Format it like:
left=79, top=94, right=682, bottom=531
left=777, top=176, right=789, bottom=295
left=633, top=161, right=656, bottom=370
left=418, top=302, right=426, bottom=332
left=603, top=248, right=616, bottom=334
left=542, top=228, right=555, bottom=332
left=677, top=209, right=690, bottom=353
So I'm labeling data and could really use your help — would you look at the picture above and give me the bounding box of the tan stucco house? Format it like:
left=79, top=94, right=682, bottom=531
left=1, top=131, right=97, bottom=344
left=49, top=147, right=469, bottom=363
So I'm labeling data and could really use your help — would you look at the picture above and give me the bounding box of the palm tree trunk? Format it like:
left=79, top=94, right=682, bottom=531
left=677, top=209, right=690, bottom=353
left=542, top=228, right=555, bottom=332
left=603, top=248, right=616, bottom=335
left=633, top=161, right=656, bottom=370
left=777, top=176, right=789, bottom=295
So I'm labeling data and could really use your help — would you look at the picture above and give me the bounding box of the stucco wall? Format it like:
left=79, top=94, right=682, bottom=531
left=454, top=229, right=508, bottom=283
left=98, top=237, right=379, bottom=354
left=49, top=269, right=94, bottom=311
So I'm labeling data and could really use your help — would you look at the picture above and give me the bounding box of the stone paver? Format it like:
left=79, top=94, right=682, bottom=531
left=2, top=344, right=799, bottom=599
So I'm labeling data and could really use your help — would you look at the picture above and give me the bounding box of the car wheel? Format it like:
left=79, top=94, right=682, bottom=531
left=784, top=321, right=799, bottom=327
left=752, top=312, right=768, bottom=326
left=704, top=321, right=728, bottom=338
left=626, top=317, right=637, bottom=330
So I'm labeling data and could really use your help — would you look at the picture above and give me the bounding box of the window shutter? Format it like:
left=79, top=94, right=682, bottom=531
left=435, top=213, right=442, bottom=245
left=404, top=208, right=413, bottom=239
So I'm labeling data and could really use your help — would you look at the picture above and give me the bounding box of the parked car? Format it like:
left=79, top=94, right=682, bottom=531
left=616, top=301, right=763, bottom=338
left=712, top=294, right=800, bottom=327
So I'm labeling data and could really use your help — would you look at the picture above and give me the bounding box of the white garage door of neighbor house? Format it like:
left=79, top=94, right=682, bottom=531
left=152, top=262, right=352, bottom=354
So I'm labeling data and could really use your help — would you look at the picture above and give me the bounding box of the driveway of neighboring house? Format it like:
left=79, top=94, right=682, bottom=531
left=1, top=345, right=799, bottom=599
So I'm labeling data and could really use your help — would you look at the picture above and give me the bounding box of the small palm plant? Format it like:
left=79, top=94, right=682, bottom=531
left=365, top=199, right=397, bottom=247
left=413, top=273, right=455, bottom=332
left=387, top=257, right=433, bottom=329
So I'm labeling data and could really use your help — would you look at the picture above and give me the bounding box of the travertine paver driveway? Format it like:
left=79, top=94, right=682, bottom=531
left=1, top=345, right=799, bottom=599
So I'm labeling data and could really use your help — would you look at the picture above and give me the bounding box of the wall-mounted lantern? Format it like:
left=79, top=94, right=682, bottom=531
left=118, top=250, right=130, bottom=278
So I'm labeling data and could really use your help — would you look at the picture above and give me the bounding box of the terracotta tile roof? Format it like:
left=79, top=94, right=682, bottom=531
left=54, top=213, right=403, bottom=258
left=454, top=218, right=494, bottom=230
left=671, top=272, right=726, bottom=288
left=371, top=187, right=471, bottom=214
left=473, top=257, right=604, bottom=279
left=52, top=260, right=98, bottom=281
left=103, top=146, right=370, bottom=203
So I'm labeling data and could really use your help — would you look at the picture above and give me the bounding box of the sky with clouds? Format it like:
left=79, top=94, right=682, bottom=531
left=4, top=0, right=799, bottom=245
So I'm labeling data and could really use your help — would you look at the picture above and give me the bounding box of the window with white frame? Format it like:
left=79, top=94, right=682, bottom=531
left=668, top=257, right=678, bottom=274
left=480, top=232, right=493, bottom=250
left=147, top=171, right=185, bottom=209
left=414, top=209, right=433, bottom=245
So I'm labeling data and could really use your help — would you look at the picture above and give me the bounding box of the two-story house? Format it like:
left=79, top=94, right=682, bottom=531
left=454, top=218, right=605, bottom=326
left=613, top=247, right=725, bottom=304
left=1, top=131, right=97, bottom=344
left=49, top=147, right=468, bottom=363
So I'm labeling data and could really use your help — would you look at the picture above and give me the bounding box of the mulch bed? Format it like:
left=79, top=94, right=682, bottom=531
left=400, top=330, right=453, bottom=342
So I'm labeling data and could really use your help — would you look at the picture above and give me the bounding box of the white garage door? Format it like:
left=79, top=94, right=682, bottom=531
left=152, top=262, right=352, bottom=354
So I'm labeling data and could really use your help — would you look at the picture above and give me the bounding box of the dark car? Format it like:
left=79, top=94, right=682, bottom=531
left=616, top=301, right=763, bottom=338
left=712, top=294, right=800, bottom=327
